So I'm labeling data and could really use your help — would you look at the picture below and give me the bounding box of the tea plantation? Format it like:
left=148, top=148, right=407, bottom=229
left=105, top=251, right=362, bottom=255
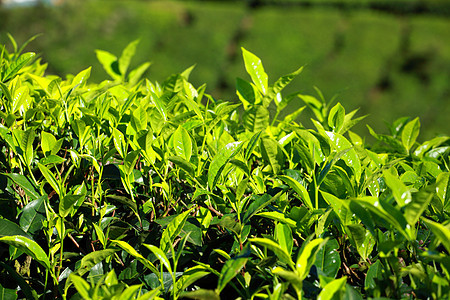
left=0, top=35, right=449, bottom=299
left=1, top=0, right=450, bottom=140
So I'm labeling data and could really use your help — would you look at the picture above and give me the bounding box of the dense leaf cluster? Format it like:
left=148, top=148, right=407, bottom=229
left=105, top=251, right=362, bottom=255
left=0, top=36, right=449, bottom=299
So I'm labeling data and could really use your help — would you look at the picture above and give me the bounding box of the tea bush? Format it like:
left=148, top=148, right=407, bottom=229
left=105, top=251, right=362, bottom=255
left=0, top=36, right=449, bottom=299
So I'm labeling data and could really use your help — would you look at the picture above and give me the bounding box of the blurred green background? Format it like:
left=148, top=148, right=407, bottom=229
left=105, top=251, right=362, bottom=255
left=1, top=0, right=449, bottom=139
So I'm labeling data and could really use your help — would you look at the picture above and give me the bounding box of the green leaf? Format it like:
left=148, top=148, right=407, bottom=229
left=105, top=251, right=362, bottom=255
left=256, top=211, right=297, bottom=227
left=19, top=195, right=46, bottom=235
left=244, top=130, right=262, bottom=160
left=129, top=62, right=151, bottom=86
left=0, top=284, right=17, bottom=300
left=272, top=267, right=303, bottom=291
left=71, top=67, right=91, bottom=89
left=168, top=156, right=195, bottom=177
left=119, top=39, right=139, bottom=77
left=352, top=197, right=409, bottom=239
left=95, top=49, right=120, bottom=80
left=21, top=128, right=35, bottom=166
left=160, top=209, right=192, bottom=253
left=173, top=125, right=192, bottom=161
left=272, top=66, right=303, bottom=97
left=112, top=240, right=159, bottom=275
left=314, top=239, right=341, bottom=278
left=365, top=260, right=383, bottom=290
left=77, top=249, right=116, bottom=277
left=296, top=238, right=325, bottom=280
left=176, top=266, right=210, bottom=296
left=2, top=173, right=40, bottom=200
left=236, top=77, right=259, bottom=107
left=404, top=191, right=433, bottom=226
left=38, top=163, right=61, bottom=196
left=422, top=218, right=450, bottom=254
left=317, top=277, right=347, bottom=300
left=436, top=172, right=450, bottom=210
left=242, top=105, right=269, bottom=133
left=12, top=86, right=29, bottom=114
left=3, top=52, right=35, bottom=82
left=112, top=128, right=126, bottom=159
left=401, top=117, right=420, bottom=153
left=208, top=141, right=243, bottom=189
left=0, top=219, right=33, bottom=240
left=93, top=223, right=106, bottom=248
left=123, top=150, right=140, bottom=176
left=346, top=224, right=375, bottom=261
left=250, top=237, right=294, bottom=268
left=0, top=235, right=50, bottom=270
left=275, top=222, right=293, bottom=256
left=136, top=288, right=161, bottom=300
left=148, top=89, right=167, bottom=121
left=40, top=155, right=66, bottom=166
left=69, top=274, right=91, bottom=300
left=383, top=169, right=411, bottom=207
left=279, top=175, right=313, bottom=210
left=143, top=244, right=173, bottom=274
left=325, top=131, right=361, bottom=182
left=119, top=284, right=142, bottom=300
left=217, top=256, right=248, bottom=293
left=260, top=138, right=285, bottom=175
left=243, top=191, right=282, bottom=224
left=181, top=289, right=219, bottom=300
left=241, top=48, right=268, bottom=95
left=59, top=183, right=86, bottom=218
left=328, top=103, right=345, bottom=133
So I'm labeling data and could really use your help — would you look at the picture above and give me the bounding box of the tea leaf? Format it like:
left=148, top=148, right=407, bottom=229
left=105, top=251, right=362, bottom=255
left=0, top=235, right=50, bottom=270
left=173, top=125, right=192, bottom=161
left=3, top=52, right=35, bottom=82
left=119, top=39, right=139, bottom=77
left=19, top=196, right=46, bottom=235
left=328, top=103, right=345, bottom=133
left=250, top=237, right=293, bottom=268
left=181, top=289, right=219, bottom=300
left=383, top=169, right=411, bottom=207
left=208, top=141, right=243, bottom=189
left=143, top=244, right=173, bottom=274
left=325, top=131, right=361, bottom=182
left=37, top=163, right=61, bottom=196
left=112, top=128, right=126, bottom=159
left=236, top=77, right=259, bottom=107
left=314, top=238, right=341, bottom=278
left=241, top=48, right=268, bottom=95
left=3, top=173, right=40, bottom=200
left=296, top=238, right=325, bottom=279
left=217, top=256, right=248, bottom=293
left=261, top=138, right=285, bottom=175
left=243, top=105, right=269, bottom=133
left=160, top=209, right=192, bottom=253
left=243, top=191, right=282, bottom=225
left=0, top=219, right=33, bottom=240
left=69, top=274, right=91, bottom=299
left=77, top=249, right=116, bottom=277
left=112, top=240, right=158, bottom=275
left=401, top=117, right=420, bottom=154
left=436, top=172, right=450, bottom=209
left=365, top=260, right=383, bottom=290
left=279, top=175, right=313, bottom=210
left=275, top=223, right=293, bottom=256
left=95, top=49, right=120, bottom=80
left=318, top=277, right=347, bottom=300
left=421, top=218, right=450, bottom=254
